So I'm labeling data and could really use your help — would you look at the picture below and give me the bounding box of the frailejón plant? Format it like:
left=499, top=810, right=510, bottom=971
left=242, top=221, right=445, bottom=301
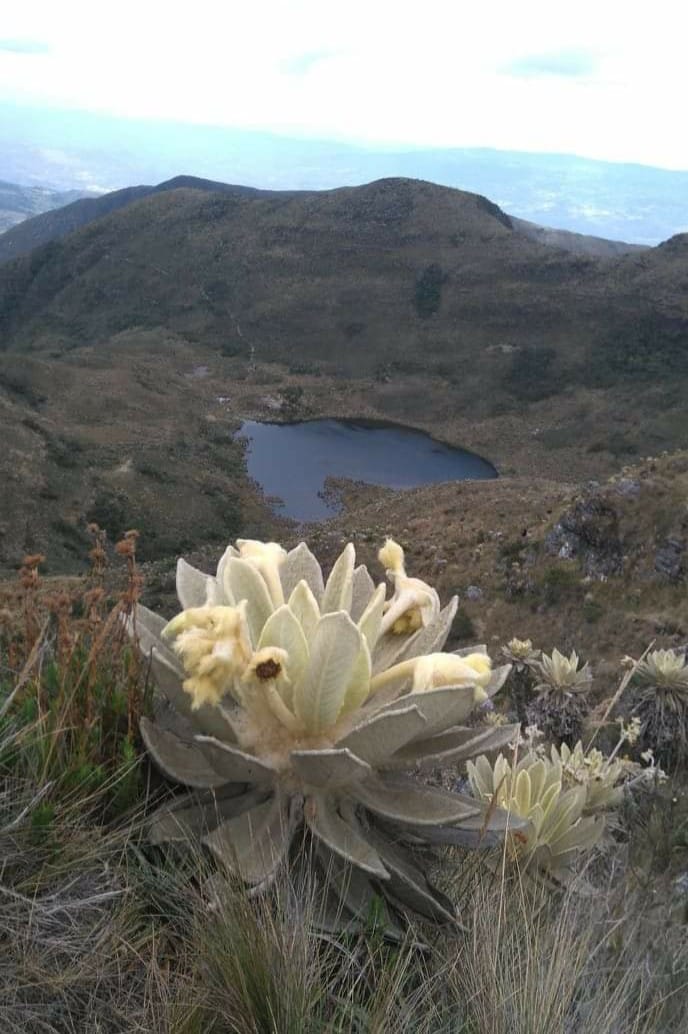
left=527, top=648, right=593, bottom=744
left=467, top=748, right=605, bottom=884
left=630, top=648, right=688, bottom=767
left=551, top=740, right=627, bottom=813
left=131, top=537, right=520, bottom=926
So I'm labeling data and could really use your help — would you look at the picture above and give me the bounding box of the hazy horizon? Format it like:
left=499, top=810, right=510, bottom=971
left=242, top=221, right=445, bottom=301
left=2, top=0, right=687, bottom=170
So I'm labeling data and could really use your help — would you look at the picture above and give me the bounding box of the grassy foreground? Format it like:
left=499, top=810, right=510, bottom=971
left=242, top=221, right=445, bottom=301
left=1, top=539, right=687, bottom=1032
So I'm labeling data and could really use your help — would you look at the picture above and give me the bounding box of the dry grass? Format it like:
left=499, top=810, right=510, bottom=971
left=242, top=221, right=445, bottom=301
left=445, top=872, right=688, bottom=1034
left=1, top=774, right=687, bottom=1032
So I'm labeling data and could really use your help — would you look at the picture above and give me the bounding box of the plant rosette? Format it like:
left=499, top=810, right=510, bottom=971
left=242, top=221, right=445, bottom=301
left=130, top=537, right=521, bottom=928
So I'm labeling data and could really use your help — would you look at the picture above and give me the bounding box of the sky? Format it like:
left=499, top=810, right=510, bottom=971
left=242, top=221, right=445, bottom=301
left=0, top=0, right=686, bottom=170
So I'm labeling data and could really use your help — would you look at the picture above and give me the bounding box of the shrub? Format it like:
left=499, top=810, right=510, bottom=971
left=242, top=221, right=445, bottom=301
left=541, top=564, right=579, bottom=605
left=504, top=346, right=564, bottom=402
left=0, top=532, right=147, bottom=814
left=414, top=263, right=446, bottom=318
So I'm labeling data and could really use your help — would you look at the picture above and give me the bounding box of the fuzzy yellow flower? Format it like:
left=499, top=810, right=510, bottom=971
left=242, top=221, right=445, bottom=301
left=163, top=603, right=252, bottom=709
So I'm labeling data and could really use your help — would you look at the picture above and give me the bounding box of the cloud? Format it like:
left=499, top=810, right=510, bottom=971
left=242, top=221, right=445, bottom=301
left=0, top=39, right=50, bottom=55
left=503, top=48, right=597, bottom=78
left=281, top=49, right=340, bottom=75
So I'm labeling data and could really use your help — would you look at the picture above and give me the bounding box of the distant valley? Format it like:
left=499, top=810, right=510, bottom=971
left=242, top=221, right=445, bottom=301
left=0, top=179, right=96, bottom=235
left=0, top=174, right=687, bottom=574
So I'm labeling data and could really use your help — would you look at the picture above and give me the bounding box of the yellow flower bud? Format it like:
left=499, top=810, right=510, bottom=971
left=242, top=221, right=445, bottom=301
left=378, top=538, right=440, bottom=637
left=378, top=537, right=405, bottom=573
left=236, top=539, right=287, bottom=607
left=412, top=652, right=492, bottom=697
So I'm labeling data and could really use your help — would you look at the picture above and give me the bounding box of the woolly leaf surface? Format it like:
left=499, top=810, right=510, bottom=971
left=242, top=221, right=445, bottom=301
left=141, top=716, right=226, bottom=788
left=337, top=705, right=428, bottom=766
left=224, top=557, right=273, bottom=643
left=204, top=796, right=292, bottom=884
left=321, top=543, right=355, bottom=614
left=280, top=543, right=325, bottom=602
left=294, top=611, right=362, bottom=732
left=353, top=773, right=481, bottom=825
left=176, top=558, right=212, bottom=610
left=350, top=564, right=376, bottom=623
left=194, top=736, right=276, bottom=784
left=290, top=748, right=372, bottom=789
left=304, top=793, right=389, bottom=878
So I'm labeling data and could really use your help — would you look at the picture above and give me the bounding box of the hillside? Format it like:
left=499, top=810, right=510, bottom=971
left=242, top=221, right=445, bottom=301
left=0, top=175, right=644, bottom=268
left=0, top=176, right=298, bottom=266
left=0, top=176, right=687, bottom=571
left=510, top=216, right=647, bottom=258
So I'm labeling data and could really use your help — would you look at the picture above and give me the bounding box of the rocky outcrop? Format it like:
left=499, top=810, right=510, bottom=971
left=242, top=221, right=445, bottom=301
left=654, top=535, right=686, bottom=582
left=545, top=491, right=623, bottom=578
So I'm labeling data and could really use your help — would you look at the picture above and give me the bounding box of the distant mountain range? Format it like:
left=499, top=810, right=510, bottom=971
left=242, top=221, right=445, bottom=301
left=0, top=179, right=95, bottom=234
left=2, top=102, right=687, bottom=244
left=1, top=174, right=687, bottom=570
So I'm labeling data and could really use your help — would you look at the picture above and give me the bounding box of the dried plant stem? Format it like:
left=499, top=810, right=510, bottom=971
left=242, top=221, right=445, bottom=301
left=0, top=617, right=49, bottom=720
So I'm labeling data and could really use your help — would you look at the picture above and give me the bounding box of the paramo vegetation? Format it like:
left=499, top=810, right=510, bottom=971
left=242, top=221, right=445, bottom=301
left=0, top=530, right=687, bottom=1032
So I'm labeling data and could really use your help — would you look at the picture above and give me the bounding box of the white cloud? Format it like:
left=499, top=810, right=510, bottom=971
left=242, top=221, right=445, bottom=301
left=0, top=39, right=51, bottom=54
left=0, top=0, right=686, bottom=168
left=502, top=48, right=598, bottom=78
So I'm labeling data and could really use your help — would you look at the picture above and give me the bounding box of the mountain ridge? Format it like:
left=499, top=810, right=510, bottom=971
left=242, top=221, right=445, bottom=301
left=0, top=174, right=686, bottom=573
left=0, top=173, right=647, bottom=268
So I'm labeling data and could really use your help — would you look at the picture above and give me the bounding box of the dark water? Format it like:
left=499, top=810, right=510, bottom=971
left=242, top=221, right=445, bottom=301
left=236, top=419, right=497, bottom=522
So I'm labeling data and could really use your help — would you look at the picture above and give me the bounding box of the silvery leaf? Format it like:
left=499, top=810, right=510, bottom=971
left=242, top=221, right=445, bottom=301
left=279, top=543, right=325, bottom=603
left=337, top=705, right=428, bottom=766
left=293, top=611, right=362, bottom=732
left=141, top=717, right=226, bottom=788
left=224, top=557, right=273, bottom=642
left=176, top=558, right=213, bottom=610
left=387, top=722, right=520, bottom=770
left=148, top=786, right=264, bottom=844
left=304, top=793, right=389, bottom=879
left=338, top=637, right=372, bottom=717
left=214, top=544, right=239, bottom=602
left=131, top=603, right=168, bottom=640
left=352, top=773, right=481, bottom=825
left=356, top=583, right=386, bottom=652
left=485, top=664, right=512, bottom=699
left=316, top=845, right=403, bottom=939
left=350, top=564, right=377, bottom=623
left=288, top=580, right=321, bottom=641
left=454, top=644, right=487, bottom=657
left=204, top=795, right=292, bottom=884
left=321, top=543, right=355, bottom=614
left=194, top=736, right=276, bottom=784
left=379, top=684, right=479, bottom=736
left=290, top=748, right=372, bottom=789
left=362, top=826, right=457, bottom=923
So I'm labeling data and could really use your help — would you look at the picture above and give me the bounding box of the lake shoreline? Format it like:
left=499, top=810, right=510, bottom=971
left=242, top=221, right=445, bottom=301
left=235, top=418, right=498, bottom=522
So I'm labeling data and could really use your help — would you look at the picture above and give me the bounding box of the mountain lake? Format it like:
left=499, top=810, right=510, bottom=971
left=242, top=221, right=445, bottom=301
left=236, top=419, right=497, bottom=521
